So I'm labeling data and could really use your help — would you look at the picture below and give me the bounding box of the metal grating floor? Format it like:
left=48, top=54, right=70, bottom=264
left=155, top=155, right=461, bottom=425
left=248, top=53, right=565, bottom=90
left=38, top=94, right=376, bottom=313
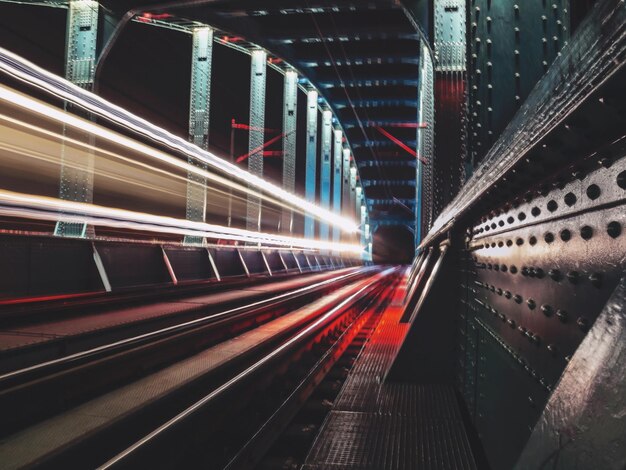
left=303, top=271, right=478, bottom=470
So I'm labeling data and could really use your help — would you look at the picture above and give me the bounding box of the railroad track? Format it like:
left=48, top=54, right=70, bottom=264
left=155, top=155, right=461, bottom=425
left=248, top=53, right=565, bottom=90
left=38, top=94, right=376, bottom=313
left=0, top=266, right=396, bottom=469
left=0, top=268, right=362, bottom=373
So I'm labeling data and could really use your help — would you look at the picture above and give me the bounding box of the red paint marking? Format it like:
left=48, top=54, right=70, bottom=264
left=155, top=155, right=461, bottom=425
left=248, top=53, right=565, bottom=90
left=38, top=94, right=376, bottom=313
left=231, top=119, right=279, bottom=133
left=0, top=291, right=102, bottom=306
left=375, top=127, right=428, bottom=164
left=140, top=12, right=172, bottom=20
left=222, top=36, right=243, bottom=43
left=236, top=132, right=286, bottom=163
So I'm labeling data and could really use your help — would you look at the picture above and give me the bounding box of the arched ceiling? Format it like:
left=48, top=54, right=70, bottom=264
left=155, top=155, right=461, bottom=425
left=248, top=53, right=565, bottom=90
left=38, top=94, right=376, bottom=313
left=101, top=0, right=427, bottom=229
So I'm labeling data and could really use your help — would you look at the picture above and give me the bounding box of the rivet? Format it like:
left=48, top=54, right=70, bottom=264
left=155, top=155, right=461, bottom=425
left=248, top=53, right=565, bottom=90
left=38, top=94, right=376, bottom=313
left=518, top=325, right=527, bottom=335
left=567, top=271, right=579, bottom=284
left=577, top=316, right=590, bottom=331
left=547, top=344, right=557, bottom=356
left=516, top=237, right=524, bottom=246
left=514, top=294, right=523, bottom=304
left=535, top=268, right=544, bottom=278
left=507, top=319, right=516, bottom=328
left=556, top=309, right=568, bottom=322
left=564, top=192, right=577, bottom=206
left=501, top=264, right=508, bottom=272
left=607, top=221, right=621, bottom=238
left=529, top=236, right=537, bottom=246
left=586, top=184, right=601, bottom=200
left=547, top=200, right=558, bottom=212
left=617, top=170, right=626, bottom=189
left=510, top=265, right=518, bottom=274
left=527, top=298, right=536, bottom=309
left=560, top=229, right=571, bottom=241
left=580, top=225, right=593, bottom=240
left=541, top=304, right=553, bottom=316
left=589, top=273, right=602, bottom=288
left=504, top=290, right=512, bottom=299
left=531, top=206, right=541, bottom=216
left=549, top=269, right=561, bottom=281
left=544, top=232, right=555, bottom=243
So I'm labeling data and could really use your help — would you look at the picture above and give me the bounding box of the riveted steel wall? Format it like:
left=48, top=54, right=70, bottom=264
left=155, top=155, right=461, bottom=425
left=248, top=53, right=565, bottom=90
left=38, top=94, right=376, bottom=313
left=467, top=0, right=571, bottom=166
left=410, top=2, right=626, bottom=468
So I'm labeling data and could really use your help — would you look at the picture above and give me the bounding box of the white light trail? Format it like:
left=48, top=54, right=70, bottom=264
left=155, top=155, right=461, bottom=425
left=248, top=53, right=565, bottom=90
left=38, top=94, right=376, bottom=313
left=0, top=190, right=364, bottom=254
left=0, top=48, right=359, bottom=233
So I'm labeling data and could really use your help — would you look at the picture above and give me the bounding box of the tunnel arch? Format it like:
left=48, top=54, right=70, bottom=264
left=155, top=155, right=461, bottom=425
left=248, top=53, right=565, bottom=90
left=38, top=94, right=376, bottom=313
left=372, top=224, right=415, bottom=265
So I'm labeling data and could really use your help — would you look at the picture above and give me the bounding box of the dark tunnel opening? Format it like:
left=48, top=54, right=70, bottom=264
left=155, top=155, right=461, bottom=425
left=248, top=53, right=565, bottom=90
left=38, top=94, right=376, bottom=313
left=372, top=225, right=414, bottom=265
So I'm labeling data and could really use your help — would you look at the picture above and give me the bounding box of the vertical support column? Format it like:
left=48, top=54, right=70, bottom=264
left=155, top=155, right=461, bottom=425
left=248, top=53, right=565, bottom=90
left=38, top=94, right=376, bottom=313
left=416, top=40, right=435, bottom=245
left=360, top=203, right=368, bottom=260
left=355, top=184, right=363, bottom=222
left=54, top=0, right=99, bottom=238
left=304, top=89, right=318, bottom=239
left=184, top=27, right=213, bottom=245
left=246, top=50, right=267, bottom=233
left=341, top=148, right=351, bottom=224
left=349, top=164, right=357, bottom=244
left=281, top=70, right=298, bottom=234
left=319, top=109, right=332, bottom=241
left=332, top=129, right=343, bottom=243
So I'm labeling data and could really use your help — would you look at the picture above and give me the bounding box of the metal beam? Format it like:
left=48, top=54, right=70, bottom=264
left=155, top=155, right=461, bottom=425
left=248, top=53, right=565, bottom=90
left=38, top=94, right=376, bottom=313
left=304, top=89, right=318, bottom=239
left=184, top=27, right=213, bottom=245
left=54, top=0, right=98, bottom=238
left=361, top=179, right=417, bottom=187
left=246, top=50, right=267, bottom=233
left=416, top=39, right=435, bottom=244
left=349, top=164, right=357, bottom=220
left=332, top=129, right=342, bottom=243
left=341, top=148, right=351, bottom=238
left=360, top=203, right=367, bottom=259
left=355, top=184, right=363, bottom=221
left=357, top=160, right=417, bottom=168
left=319, top=109, right=332, bottom=240
left=281, top=70, right=298, bottom=234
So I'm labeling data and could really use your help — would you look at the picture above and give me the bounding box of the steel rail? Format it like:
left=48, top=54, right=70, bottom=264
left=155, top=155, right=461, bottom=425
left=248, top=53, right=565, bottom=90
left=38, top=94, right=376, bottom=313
left=0, top=267, right=376, bottom=391
left=99, top=268, right=395, bottom=469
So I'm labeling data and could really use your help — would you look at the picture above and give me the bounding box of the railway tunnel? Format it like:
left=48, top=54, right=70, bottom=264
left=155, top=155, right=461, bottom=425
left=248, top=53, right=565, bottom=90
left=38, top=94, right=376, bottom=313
left=0, top=0, right=624, bottom=469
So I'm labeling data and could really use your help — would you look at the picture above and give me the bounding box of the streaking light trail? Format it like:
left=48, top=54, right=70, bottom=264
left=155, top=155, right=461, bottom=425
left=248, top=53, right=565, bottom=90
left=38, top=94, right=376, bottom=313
left=0, top=48, right=359, bottom=233
left=0, top=190, right=364, bottom=254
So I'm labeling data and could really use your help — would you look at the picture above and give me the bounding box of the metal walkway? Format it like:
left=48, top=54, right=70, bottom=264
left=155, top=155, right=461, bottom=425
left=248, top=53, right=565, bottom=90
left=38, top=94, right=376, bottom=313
left=303, top=273, right=477, bottom=470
